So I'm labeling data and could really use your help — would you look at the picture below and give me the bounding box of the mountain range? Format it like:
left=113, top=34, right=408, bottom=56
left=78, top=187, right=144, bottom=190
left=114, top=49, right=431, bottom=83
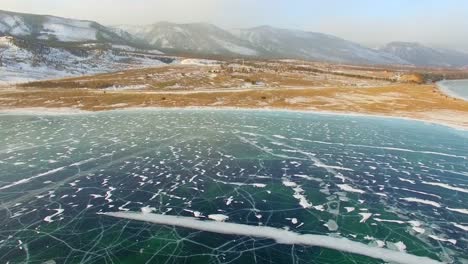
left=2, top=9, right=468, bottom=69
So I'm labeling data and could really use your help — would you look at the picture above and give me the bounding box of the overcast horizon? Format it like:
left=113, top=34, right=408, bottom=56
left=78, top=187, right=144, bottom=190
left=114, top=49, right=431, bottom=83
left=2, top=0, right=468, bottom=52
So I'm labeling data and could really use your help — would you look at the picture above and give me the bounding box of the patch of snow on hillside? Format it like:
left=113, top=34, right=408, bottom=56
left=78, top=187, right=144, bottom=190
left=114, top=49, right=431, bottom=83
left=115, top=24, right=154, bottom=37
left=0, top=14, right=30, bottom=35
left=41, top=17, right=97, bottom=42
left=111, top=45, right=164, bottom=55
left=210, top=37, right=257, bottom=56
left=112, top=45, right=136, bottom=51
left=0, top=36, right=14, bottom=47
left=151, top=36, right=174, bottom=48
left=145, top=49, right=164, bottom=55
left=173, top=26, right=188, bottom=34
left=180, top=59, right=220, bottom=66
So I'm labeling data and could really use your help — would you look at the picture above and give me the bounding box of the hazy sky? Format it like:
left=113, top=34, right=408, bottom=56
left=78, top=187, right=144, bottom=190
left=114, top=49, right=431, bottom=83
left=2, top=0, right=468, bottom=51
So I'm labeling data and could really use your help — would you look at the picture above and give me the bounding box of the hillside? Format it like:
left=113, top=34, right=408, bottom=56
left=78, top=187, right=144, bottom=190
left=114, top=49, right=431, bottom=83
left=0, top=36, right=173, bottom=84
left=117, top=23, right=407, bottom=65
left=231, top=26, right=407, bottom=65
left=117, top=22, right=258, bottom=56
left=0, top=9, right=136, bottom=45
left=381, top=42, right=468, bottom=68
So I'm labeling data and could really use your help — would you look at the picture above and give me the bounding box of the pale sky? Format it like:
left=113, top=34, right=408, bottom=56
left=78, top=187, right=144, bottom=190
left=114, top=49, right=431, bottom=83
left=2, top=0, right=468, bottom=52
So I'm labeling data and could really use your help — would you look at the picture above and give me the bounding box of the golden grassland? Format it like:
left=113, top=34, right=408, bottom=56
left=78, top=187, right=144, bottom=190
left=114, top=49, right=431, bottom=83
left=17, top=60, right=420, bottom=90
left=1, top=83, right=467, bottom=128
left=2, top=60, right=468, bottom=128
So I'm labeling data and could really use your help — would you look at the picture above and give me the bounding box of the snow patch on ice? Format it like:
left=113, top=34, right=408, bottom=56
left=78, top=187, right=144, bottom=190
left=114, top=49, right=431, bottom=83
left=399, top=198, right=441, bottom=208
left=446, top=207, right=468, bottom=215
left=208, top=214, right=229, bottom=222
left=359, top=213, right=373, bottom=223
left=421, top=181, right=468, bottom=194
left=101, top=212, right=441, bottom=264
left=428, top=235, right=456, bottom=245
left=337, top=184, right=365, bottom=194
left=44, top=208, right=64, bottom=223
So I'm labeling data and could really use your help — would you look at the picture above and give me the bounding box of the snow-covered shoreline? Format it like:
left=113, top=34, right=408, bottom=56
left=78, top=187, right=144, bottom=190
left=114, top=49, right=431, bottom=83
left=0, top=106, right=467, bottom=131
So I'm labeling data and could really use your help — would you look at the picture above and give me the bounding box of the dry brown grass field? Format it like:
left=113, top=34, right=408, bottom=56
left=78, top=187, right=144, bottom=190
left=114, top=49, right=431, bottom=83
left=1, top=59, right=468, bottom=128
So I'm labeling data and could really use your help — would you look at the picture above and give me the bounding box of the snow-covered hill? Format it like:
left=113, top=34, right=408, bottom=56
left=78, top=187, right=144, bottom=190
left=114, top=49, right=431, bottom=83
left=116, top=22, right=258, bottom=56
left=380, top=42, right=468, bottom=68
left=0, top=9, right=135, bottom=45
left=0, top=36, right=174, bottom=84
left=231, top=26, right=408, bottom=65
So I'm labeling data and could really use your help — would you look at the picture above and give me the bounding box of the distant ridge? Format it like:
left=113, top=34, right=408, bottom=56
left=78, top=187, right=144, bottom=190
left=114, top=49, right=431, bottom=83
left=2, top=9, right=468, bottom=67
left=380, top=42, right=468, bottom=68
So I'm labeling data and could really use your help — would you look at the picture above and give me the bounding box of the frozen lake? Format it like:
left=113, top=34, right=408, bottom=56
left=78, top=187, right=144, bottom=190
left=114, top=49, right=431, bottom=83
left=0, top=109, right=467, bottom=263
left=437, top=79, right=468, bottom=101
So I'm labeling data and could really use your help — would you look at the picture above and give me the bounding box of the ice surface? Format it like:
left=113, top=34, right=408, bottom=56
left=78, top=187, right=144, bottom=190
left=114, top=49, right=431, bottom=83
left=0, top=109, right=466, bottom=263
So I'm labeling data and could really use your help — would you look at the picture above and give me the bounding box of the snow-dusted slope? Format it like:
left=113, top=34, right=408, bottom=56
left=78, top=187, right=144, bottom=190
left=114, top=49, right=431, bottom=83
left=41, top=17, right=97, bottom=42
left=118, top=23, right=409, bottom=65
left=231, top=26, right=407, bottom=65
left=0, top=36, right=173, bottom=84
left=117, top=22, right=258, bottom=56
left=381, top=42, right=468, bottom=68
left=0, top=9, right=134, bottom=45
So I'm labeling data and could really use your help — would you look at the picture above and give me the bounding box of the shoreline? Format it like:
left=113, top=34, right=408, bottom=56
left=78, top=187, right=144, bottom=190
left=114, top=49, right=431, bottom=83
left=1, top=106, right=467, bottom=131
left=436, top=80, right=468, bottom=101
